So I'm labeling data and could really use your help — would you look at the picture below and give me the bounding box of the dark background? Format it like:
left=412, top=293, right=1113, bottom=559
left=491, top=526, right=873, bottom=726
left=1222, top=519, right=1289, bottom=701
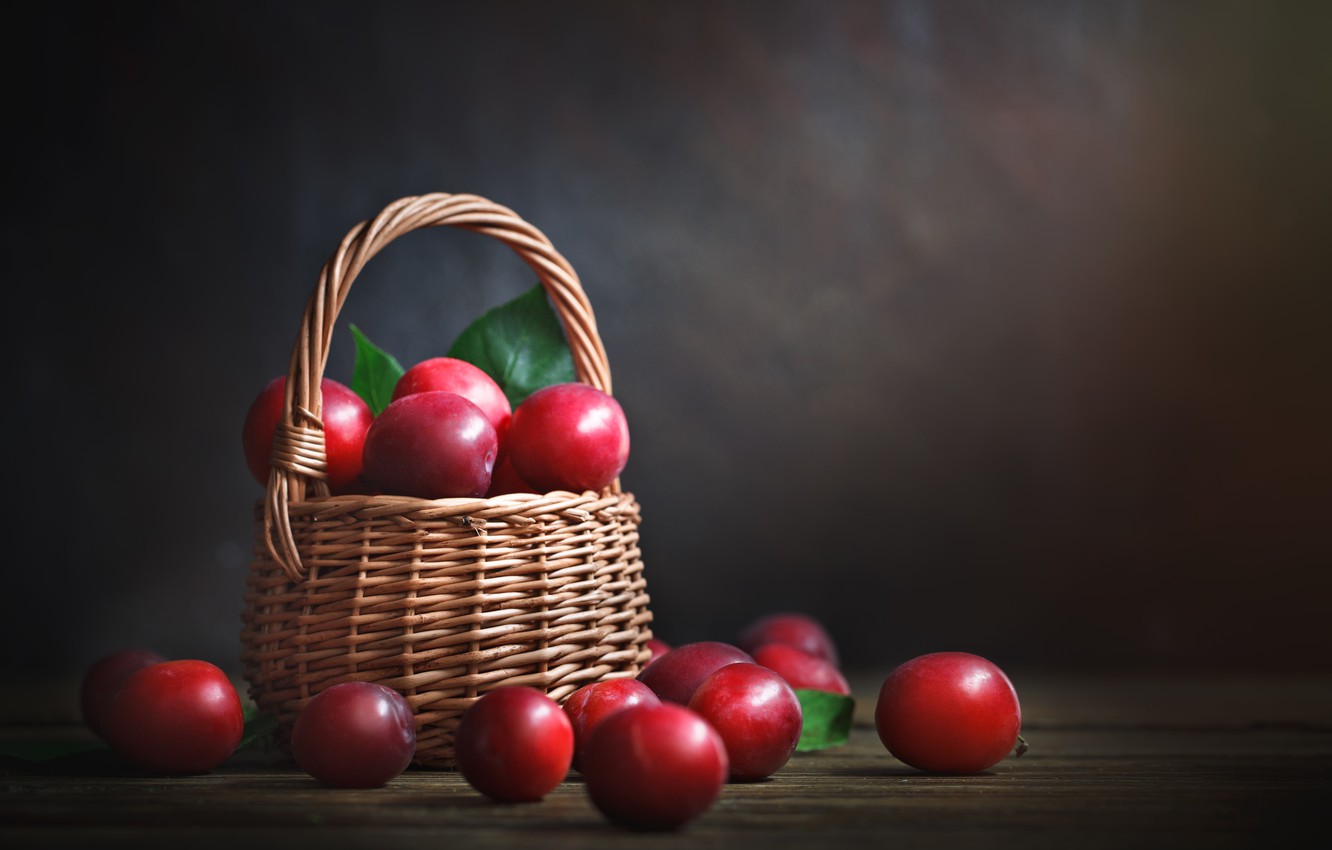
left=6, top=1, right=1330, bottom=715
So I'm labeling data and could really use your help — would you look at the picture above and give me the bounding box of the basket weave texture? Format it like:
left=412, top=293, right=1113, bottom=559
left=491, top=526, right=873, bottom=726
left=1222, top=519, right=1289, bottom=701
left=239, top=193, right=653, bottom=768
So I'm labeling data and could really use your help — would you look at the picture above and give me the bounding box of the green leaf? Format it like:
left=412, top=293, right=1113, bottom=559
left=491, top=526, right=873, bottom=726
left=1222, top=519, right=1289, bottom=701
left=236, top=712, right=279, bottom=752
left=350, top=324, right=406, bottom=415
left=447, top=284, right=576, bottom=408
left=794, top=689, right=855, bottom=752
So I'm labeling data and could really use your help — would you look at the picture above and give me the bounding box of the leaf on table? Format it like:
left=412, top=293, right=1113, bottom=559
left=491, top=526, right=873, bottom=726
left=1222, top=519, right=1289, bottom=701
left=795, top=689, right=856, bottom=752
left=237, top=712, right=279, bottom=752
left=447, top=283, right=576, bottom=408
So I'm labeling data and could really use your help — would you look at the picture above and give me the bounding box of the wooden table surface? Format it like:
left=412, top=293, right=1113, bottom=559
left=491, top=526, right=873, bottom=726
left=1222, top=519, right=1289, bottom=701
left=3, top=670, right=1329, bottom=849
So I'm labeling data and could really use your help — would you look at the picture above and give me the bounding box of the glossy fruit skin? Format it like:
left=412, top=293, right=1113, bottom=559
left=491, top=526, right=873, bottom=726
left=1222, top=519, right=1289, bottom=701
left=242, top=376, right=373, bottom=494
left=738, top=612, right=840, bottom=667
left=875, top=652, right=1022, bottom=774
left=563, top=678, right=661, bottom=770
left=507, top=383, right=630, bottom=493
left=362, top=391, right=498, bottom=498
left=581, top=702, right=729, bottom=831
left=290, top=682, right=416, bottom=788
left=485, top=451, right=537, bottom=497
left=80, top=648, right=167, bottom=739
left=455, top=687, right=573, bottom=802
left=102, top=659, right=244, bottom=774
left=751, top=643, right=851, bottom=696
left=393, top=357, right=512, bottom=441
left=688, top=662, right=803, bottom=782
left=636, top=641, right=753, bottom=706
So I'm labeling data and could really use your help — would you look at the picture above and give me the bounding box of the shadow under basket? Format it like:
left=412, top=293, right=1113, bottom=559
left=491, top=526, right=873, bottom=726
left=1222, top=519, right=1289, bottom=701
left=238, top=193, right=653, bottom=768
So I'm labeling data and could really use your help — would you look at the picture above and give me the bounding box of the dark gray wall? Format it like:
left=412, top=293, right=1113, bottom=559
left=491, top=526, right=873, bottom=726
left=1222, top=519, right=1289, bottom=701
left=8, top=1, right=1330, bottom=694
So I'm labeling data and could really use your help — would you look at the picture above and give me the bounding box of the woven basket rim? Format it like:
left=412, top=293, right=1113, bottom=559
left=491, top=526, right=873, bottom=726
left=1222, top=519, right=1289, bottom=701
left=256, top=488, right=639, bottom=526
left=274, top=487, right=633, bottom=508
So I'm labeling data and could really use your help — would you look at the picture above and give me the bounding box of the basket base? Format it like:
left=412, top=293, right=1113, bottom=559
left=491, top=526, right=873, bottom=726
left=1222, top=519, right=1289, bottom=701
left=240, top=490, right=653, bottom=767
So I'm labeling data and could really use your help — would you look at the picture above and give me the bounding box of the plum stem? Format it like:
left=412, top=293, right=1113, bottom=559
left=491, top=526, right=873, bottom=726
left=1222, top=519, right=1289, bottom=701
left=1014, top=734, right=1029, bottom=757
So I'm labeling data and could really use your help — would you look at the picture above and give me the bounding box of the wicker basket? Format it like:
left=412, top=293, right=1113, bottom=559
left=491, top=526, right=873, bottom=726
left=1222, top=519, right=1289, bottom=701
left=239, top=193, right=653, bottom=768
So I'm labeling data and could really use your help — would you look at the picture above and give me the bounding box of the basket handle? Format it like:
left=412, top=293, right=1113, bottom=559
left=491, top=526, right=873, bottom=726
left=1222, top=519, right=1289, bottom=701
left=262, top=193, right=614, bottom=580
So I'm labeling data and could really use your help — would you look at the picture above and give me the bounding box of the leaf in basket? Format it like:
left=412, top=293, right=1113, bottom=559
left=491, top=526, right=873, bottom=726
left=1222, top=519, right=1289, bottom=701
left=350, top=324, right=406, bottom=415
left=794, top=689, right=856, bottom=752
left=447, top=283, right=576, bottom=408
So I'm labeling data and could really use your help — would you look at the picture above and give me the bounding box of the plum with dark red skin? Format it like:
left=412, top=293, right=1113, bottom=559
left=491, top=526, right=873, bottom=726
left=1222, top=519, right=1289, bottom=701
left=80, top=648, right=167, bottom=739
left=485, top=452, right=537, bottom=497
left=688, top=662, right=803, bottom=781
left=580, top=702, right=729, bottom=830
left=507, top=382, right=629, bottom=493
left=393, top=357, right=512, bottom=441
left=644, top=638, right=671, bottom=667
left=875, top=651, right=1023, bottom=774
left=242, top=376, right=373, bottom=494
left=751, top=643, right=851, bottom=696
left=562, top=678, right=660, bottom=770
left=455, top=686, right=574, bottom=802
left=362, top=391, right=498, bottom=498
left=102, top=659, right=244, bottom=774
left=290, top=682, right=417, bottom=788
left=737, top=612, right=840, bottom=667
left=636, top=641, right=752, bottom=706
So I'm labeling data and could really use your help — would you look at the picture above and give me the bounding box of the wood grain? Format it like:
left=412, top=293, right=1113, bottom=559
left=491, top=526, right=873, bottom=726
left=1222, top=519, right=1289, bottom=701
left=3, top=673, right=1329, bottom=849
